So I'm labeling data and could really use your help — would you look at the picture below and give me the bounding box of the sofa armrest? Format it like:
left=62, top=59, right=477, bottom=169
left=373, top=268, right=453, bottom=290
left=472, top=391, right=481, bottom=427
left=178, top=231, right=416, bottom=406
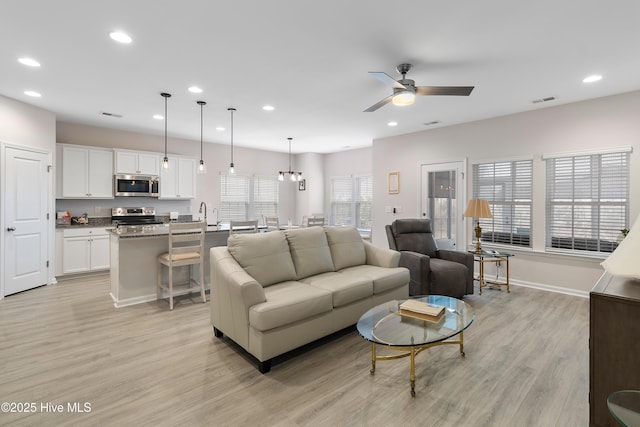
left=210, top=247, right=266, bottom=349
left=364, top=241, right=400, bottom=268
left=437, top=249, right=474, bottom=294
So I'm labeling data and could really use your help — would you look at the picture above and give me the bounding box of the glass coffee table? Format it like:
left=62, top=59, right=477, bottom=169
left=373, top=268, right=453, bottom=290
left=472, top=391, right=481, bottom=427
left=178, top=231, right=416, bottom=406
left=357, top=295, right=475, bottom=396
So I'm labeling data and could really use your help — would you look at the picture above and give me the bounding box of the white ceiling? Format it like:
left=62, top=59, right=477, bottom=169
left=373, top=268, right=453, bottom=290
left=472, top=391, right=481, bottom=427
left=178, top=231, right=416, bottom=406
left=2, top=1, right=640, bottom=154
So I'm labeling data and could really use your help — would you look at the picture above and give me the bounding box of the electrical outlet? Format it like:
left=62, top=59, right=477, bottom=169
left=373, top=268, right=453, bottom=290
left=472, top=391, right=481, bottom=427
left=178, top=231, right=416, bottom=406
left=385, top=206, right=392, bottom=213
left=394, top=206, right=402, bottom=213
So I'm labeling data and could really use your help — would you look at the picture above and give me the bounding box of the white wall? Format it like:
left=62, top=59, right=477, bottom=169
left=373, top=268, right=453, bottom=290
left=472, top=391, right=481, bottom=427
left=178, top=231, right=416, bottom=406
left=372, top=90, right=640, bottom=294
left=0, top=95, right=57, bottom=292
left=56, top=122, right=296, bottom=222
left=294, top=152, right=324, bottom=222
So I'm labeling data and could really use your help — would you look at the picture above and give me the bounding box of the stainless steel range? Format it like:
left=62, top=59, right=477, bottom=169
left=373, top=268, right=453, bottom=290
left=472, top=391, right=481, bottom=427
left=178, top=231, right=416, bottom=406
left=111, top=207, right=164, bottom=226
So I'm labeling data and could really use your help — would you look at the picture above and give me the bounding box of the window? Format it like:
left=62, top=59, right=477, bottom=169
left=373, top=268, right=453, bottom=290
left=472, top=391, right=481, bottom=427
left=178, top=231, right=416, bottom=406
left=254, top=175, right=279, bottom=221
left=330, top=175, right=372, bottom=230
left=545, top=150, right=630, bottom=254
left=219, top=174, right=278, bottom=223
left=472, top=160, right=533, bottom=247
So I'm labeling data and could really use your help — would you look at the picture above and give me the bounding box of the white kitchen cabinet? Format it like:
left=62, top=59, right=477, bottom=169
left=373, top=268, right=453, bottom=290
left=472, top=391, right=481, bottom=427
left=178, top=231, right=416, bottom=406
left=59, top=145, right=113, bottom=199
left=115, top=150, right=160, bottom=175
left=159, top=156, right=196, bottom=199
left=61, top=228, right=110, bottom=274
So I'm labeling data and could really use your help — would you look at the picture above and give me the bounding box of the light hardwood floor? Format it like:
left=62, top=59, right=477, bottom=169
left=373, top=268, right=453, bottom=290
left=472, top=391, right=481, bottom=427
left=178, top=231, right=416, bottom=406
left=0, top=274, right=588, bottom=426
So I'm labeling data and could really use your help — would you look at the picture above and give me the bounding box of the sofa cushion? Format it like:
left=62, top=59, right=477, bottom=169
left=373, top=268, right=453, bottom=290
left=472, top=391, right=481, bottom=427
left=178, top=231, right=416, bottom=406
left=325, top=226, right=366, bottom=271
left=339, top=265, right=410, bottom=294
left=285, top=227, right=335, bottom=279
left=301, top=272, right=373, bottom=307
left=392, top=219, right=438, bottom=257
left=228, top=231, right=297, bottom=287
left=249, top=281, right=333, bottom=331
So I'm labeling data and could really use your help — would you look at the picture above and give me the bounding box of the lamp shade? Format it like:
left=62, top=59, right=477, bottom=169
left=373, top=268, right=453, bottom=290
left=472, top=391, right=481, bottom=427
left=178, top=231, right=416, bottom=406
left=464, top=199, right=492, bottom=218
left=601, top=214, right=640, bottom=278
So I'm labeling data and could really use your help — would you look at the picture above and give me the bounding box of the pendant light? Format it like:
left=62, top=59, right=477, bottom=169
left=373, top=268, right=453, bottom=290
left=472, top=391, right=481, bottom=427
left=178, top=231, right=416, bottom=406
left=160, top=92, right=171, bottom=169
left=197, top=100, right=206, bottom=174
left=228, top=107, right=236, bottom=174
left=278, top=137, right=303, bottom=182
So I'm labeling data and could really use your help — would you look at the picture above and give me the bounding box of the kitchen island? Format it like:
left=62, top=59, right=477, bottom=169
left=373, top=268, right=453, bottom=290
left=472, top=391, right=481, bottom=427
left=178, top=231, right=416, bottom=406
left=109, top=223, right=230, bottom=307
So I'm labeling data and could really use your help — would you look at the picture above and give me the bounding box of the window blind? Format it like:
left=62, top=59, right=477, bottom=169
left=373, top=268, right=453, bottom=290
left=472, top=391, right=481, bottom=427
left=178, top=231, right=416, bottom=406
left=254, top=175, right=279, bottom=222
left=330, top=176, right=353, bottom=226
left=219, top=174, right=250, bottom=222
left=356, top=175, right=373, bottom=229
left=545, top=151, right=629, bottom=253
left=472, top=160, right=533, bottom=247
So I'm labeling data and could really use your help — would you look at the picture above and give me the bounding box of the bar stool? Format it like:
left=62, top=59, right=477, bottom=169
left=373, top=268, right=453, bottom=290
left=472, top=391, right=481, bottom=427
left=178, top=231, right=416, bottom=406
left=157, top=221, right=206, bottom=310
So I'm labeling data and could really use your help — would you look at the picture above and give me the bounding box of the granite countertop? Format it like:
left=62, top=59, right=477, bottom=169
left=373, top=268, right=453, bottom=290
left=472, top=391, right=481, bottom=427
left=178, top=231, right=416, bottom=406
left=110, top=223, right=228, bottom=238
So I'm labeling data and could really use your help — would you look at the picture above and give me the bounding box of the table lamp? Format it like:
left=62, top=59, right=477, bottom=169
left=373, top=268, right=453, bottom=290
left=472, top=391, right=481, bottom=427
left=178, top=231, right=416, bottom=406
left=601, top=214, right=640, bottom=278
left=464, top=199, right=493, bottom=253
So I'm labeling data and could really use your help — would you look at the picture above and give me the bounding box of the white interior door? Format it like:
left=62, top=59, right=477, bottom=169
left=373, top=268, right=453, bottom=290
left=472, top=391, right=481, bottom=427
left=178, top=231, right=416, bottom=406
left=420, top=161, right=466, bottom=250
left=4, top=147, right=49, bottom=296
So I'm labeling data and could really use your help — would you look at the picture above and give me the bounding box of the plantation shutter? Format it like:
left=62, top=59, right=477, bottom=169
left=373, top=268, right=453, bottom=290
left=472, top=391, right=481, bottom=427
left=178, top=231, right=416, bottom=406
left=330, top=176, right=353, bottom=226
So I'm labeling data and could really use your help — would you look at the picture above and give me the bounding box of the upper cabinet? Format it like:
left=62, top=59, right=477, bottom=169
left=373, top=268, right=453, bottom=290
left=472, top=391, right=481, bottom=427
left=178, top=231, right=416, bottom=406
left=115, top=150, right=160, bottom=175
left=159, top=156, right=196, bottom=199
left=57, top=144, right=113, bottom=199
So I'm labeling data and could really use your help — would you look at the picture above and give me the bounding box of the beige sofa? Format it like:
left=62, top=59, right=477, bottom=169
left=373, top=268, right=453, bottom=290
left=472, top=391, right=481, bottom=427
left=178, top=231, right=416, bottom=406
left=210, top=226, right=409, bottom=372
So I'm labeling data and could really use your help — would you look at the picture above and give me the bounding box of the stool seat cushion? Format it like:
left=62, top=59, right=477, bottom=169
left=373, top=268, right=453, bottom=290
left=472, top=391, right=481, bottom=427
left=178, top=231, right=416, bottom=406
left=159, top=252, right=200, bottom=262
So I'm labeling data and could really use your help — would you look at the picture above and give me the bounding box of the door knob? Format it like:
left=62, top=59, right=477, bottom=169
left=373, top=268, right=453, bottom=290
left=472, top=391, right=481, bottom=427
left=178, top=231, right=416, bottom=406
left=6, top=227, right=16, bottom=232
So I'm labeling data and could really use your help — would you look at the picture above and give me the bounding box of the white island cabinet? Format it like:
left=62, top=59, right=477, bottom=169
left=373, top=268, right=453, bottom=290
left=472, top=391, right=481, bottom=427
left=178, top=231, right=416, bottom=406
left=109, top=225, right=228, bottom=307
left=114, top=149, right=160, bottom=175
left=57, top=144, right=113, bottom=199
left=159, top=156, right=196, bottom=199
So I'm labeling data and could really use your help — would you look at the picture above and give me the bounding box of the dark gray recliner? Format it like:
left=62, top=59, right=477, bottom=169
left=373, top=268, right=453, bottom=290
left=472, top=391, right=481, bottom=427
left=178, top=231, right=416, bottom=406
left=386, top=219, right=474, bottom=298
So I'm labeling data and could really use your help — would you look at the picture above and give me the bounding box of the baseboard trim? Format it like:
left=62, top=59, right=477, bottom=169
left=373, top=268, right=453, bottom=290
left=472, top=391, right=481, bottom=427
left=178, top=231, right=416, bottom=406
left=507, top=278, right=589, bottom=299
left=110, top=292, right=157, bottom=308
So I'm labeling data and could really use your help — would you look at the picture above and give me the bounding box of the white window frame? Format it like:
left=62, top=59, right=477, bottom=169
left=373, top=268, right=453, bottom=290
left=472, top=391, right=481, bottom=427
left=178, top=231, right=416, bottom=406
left=219, top=173, right=279, bottom=224
left=472, top=159, right=533, bottom=248
left=329, top=174, right=372, bottom=231
left=544, top=147, right=631, bottom=255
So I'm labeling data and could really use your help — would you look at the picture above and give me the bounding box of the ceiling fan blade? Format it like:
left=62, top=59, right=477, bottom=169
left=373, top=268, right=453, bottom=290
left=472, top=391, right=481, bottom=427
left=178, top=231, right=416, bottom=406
left=364, top=95, right=393, bottom=112
left=416, top=86, right=475, bottom=96
left=369, top=72, right=406, bottom=89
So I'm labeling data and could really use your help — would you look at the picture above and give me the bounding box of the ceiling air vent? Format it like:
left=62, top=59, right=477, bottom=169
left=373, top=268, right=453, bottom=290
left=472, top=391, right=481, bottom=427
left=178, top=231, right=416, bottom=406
left=531, top=96, right=556, bottom=104
left=423, top=121, right=440, bottom=126
left=101, top=111, right=122, bottom=118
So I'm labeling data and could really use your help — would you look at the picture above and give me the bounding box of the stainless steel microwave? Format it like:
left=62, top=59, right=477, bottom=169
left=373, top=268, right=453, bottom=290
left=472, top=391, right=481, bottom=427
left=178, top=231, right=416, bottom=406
left=114, top=174, right=159, bottom=197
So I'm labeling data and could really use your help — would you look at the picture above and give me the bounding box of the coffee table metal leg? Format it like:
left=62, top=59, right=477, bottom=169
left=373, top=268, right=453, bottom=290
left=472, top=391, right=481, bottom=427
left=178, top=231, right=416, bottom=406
left=370, top=343, right=376, bottom=375
left=410, top=347, right=416, bottom=397
left=460, top=331, right=465, bottom=356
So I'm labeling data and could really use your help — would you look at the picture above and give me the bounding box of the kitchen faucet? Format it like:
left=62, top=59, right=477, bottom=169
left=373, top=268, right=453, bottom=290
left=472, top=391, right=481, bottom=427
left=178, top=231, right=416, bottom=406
left=199, top=201, right=207, bottom=224
left=211, top=208, right=219, bottom=226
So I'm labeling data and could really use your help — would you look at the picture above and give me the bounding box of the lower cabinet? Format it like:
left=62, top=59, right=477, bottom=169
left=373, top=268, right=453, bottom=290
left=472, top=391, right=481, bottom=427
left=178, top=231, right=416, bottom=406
left=589, top=272, right=640, bottom=426
left=61, top=228, right=110, bottom=274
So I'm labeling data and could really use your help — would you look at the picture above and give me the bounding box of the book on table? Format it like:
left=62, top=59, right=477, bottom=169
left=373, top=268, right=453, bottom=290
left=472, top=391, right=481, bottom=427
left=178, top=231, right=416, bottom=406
left=399, top=299, right=445, bottom=322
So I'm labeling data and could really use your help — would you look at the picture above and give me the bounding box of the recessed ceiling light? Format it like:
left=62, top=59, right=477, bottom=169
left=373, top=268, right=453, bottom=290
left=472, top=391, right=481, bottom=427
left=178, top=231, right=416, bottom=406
left=188, top=86, right=203, bottom=93
left=18, top=57, right=40, bottom=67
left=216, top=126, right=225, bottom=131
left=583, top=74, right=602, bottom=83
left=24, top=90, right=41, bottom=98
left=387, top=121, right=398, bottom=127
left=109, top=31, right=132, bottom=44
left=262, top=105, right=275, bottom=111
left=153, top=114, right=164, bottom=120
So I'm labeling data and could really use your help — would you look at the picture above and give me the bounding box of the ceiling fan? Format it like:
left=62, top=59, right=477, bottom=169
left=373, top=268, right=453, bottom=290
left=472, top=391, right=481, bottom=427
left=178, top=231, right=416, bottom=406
left=364, top=63, right=474, bottom=112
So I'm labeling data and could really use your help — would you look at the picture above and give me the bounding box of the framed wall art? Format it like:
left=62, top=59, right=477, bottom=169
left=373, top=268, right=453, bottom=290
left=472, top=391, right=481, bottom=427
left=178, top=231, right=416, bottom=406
left=388, top=172, right=399, bottom=194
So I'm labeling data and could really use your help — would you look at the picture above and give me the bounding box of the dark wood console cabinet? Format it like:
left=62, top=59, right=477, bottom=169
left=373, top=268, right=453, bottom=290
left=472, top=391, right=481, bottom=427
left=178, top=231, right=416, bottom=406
left=590, top=272, right=640, bottom=426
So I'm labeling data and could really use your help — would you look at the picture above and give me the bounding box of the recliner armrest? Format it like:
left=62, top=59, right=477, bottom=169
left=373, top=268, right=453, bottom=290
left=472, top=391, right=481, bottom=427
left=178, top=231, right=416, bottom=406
left=398, top=250, right=431, bottom=293
left=437, top=249, right=473, bottom=267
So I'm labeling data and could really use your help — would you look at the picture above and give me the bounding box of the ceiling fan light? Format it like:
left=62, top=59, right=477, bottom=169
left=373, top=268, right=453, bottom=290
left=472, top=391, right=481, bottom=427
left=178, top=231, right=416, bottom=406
left=392, top=90, right=415, bottom=106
